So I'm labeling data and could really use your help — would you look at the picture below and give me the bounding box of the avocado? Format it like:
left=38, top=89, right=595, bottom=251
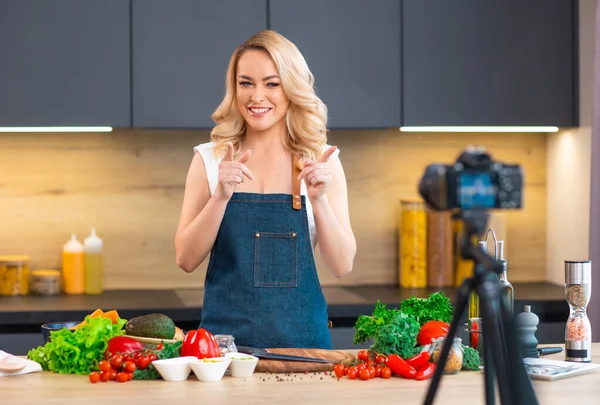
left=125, top=313, right=176, bottom=339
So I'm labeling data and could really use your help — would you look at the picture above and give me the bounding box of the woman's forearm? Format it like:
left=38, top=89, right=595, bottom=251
left=311, top=195, right=356, bottom=278
left=175, top=195, right=229, bottom=273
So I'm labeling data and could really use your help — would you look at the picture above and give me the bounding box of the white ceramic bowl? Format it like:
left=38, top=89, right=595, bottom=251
left=225, top=353, right=259, bottom=378
left=190, top=357, right=232, bottom=382
left=151, top=356, right=197, bottom=382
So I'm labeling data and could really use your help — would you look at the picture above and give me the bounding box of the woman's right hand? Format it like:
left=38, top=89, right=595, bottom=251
left=215, top=142, right=254, bottom=201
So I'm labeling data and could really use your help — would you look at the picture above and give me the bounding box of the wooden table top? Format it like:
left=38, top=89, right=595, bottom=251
left=4, top=344, right=600, bottom=405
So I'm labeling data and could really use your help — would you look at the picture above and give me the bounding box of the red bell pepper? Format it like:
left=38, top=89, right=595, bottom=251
left=181, top=328, right=221, bottom=359
left=386, top=354, right=417, bottom=379
left=417, top=320, right=450, bottom=346
left=406, top=351, right=431, bottom=370
left=415, top=362, right=436, bottom=381
left=104, top=336, right=144, bottom=359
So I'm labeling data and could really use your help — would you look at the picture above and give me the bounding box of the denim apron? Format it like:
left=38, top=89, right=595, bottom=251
left=199, top=157, right=332, bottom=349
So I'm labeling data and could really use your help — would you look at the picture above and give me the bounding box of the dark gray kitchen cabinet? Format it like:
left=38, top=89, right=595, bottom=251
left=0, top=0, right=130, bottom=127
left=402, top=0, right=576, bottom=127
left=270, top=0, right=401, bottom=129
left=132, top=0, right=266, bottom=128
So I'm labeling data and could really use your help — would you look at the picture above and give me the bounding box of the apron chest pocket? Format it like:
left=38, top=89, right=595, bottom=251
left=253, top=231, right=298, bottom=287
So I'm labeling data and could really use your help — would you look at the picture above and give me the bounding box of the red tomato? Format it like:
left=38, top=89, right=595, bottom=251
left=367, top=366, right=376, bottom=379
left=417, top=321, right=450, bottom=346
left=116, top=372, right=129, bottom=383
left=124, top=360, right=137, bottom=373
left=110, top=354, right=123, bottom=370
left=380, top=367, right=392, bottom=379
left=356, top=363, right=366, bottom=372
left=156, top=344, right=164, bottom=351
left=416, top=362, right=436, bottom=381
left=98, top=360, right=112, bottom=373
left=89, top=372, right=100, bottom=384
left=386, top=354, right=417, bottom=379
left=357, top=350, right=369, bottom=362
left=374, top=365, right=383, bottom=378
left=347, top=366, right=359, bottom=380
left=334, top=363, right=345, bottom=378
left=100, top=371, right=110, bottom=382
left=138, top=356, right=151, bottom=370
left=128, top=372, right=134, bottom=381
left=108, top=370, right=117, bottom=381
left=148, top=352, right=158, bottom=362
left=359, top=369, right=371, bottom=380
left=375, top=355, right=388, bottom=365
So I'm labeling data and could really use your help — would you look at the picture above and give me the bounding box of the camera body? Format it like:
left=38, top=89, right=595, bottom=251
left=418, top=146, right=523, bottom=211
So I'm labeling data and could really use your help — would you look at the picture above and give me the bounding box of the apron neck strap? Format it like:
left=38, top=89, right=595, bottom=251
left=292, top=155, right=302, bottom=210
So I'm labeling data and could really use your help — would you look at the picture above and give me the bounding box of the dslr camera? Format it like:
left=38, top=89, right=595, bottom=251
left=418, top=146, right=523, bottom=211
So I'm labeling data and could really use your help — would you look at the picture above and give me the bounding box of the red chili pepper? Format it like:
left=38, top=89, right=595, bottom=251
left=181, top=328, right=221, bottom=359
left=406, top=351, right=431, bottom=370
left=386, top=354, right=417, bottom=379
left=417, top=321, right=450, bottom=346
left=415, top=362, right=436, bottom=380
left=470, top=320, right=480, bottom=350
left=104, top=336, right=144, bottom=359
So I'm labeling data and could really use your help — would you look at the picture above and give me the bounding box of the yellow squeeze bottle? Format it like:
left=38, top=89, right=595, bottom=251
left=62, top=234, right=84, bottom=294
left=84, top=228, right=103, bottom=294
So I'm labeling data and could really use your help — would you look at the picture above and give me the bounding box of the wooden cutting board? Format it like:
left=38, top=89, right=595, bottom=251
left=254, top=348, right=355, bottom=373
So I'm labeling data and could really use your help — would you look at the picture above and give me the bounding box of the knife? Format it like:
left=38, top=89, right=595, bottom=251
left=538, top=347, right=563, bottom=356
left=236, top=346, right=333, bottom=363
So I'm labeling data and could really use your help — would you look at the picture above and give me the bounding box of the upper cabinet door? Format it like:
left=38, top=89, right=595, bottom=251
left=403, top=0, right=576, bottom=127
left=270, top=0, right=401, bottom=129
left=0, top=0, right=130, bottom=127
left=132, top=0, right=266, bottom=129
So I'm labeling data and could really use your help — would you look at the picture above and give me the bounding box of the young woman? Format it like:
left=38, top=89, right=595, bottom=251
left=175, top=30, right=356, bottom=349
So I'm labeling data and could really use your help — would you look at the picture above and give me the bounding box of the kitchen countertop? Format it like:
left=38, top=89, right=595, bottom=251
left=0, top=282, right=568, bottom=327
left=5, top=344, right=600, bottom=405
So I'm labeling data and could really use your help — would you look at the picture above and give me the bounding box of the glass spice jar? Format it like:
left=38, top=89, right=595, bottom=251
left=430, top=337, right=464, bottom=374
left=215, top=334, right=238, bottom=356
left=30, top=269, right=61, bottom=296
left=564, top=260, right=592, bottom=362
left=0, top=255, right=30, bottom=296
left=399, top=199, right=427, bottom=288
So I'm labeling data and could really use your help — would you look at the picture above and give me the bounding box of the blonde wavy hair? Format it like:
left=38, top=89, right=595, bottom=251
left=210, top=30, right=328, bottom=165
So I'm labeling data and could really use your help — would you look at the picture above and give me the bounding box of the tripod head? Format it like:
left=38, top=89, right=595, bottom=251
left=456, top=209, right=506, bottom=277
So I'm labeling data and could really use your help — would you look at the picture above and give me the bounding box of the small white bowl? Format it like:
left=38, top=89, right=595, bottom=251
left=151, top=356, right=196, bottom=382
left=190, top=357, right=231, bottom=382
left=225, top=353, right=259, bottom=378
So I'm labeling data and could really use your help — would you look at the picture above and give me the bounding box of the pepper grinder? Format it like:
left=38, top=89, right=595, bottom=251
left=565, top=260, right=592, bottom=362
left=515, top=305, right=539, bottom=358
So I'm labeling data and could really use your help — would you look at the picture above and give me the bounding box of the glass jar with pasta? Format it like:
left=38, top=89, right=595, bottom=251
left=399, top=199, right=427, bottom=288
left=0, top=255, right=30, bottom=296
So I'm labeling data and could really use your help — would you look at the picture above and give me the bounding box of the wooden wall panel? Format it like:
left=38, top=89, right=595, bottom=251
left=0, top=130, right=547, bottom=290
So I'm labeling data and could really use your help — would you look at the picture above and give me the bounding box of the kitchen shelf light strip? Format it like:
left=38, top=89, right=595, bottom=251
left=399, top=126, right=559, bottom=133
left=0, top=127, right=113, bottom=133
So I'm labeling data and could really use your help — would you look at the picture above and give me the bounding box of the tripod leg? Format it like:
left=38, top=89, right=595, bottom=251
left=482, top=331, right=495, bottom=405
left=423, top=277, right=473, bottom=405
left=499, top=291, right=540, bottom=405
left=477, top=273, right=511, bottom=405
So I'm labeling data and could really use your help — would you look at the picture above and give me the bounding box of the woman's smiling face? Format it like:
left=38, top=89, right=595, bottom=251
left=236, top=49, right=290, bottom=133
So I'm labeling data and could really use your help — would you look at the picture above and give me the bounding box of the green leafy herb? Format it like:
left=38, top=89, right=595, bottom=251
left=133, top=341, right=183, bottom=380
left=400, top=291, right=453, bottom=326
left=461, top=344, right=481, bottom=371
left=353, top=301, right=420, bottom=359
left=353, top=301, right=400, bottom=346
left=370, top=312, right=420, bottom=359
left=27, top=315, right=126, bottom=375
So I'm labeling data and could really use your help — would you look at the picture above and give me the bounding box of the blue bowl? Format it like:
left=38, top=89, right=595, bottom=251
left=41, top=321, right=79, bottom=343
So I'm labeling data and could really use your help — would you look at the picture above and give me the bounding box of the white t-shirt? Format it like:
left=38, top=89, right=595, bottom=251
left=193, top=141, right=340, bottom=247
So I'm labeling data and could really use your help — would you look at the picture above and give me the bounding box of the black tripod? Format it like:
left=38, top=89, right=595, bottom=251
left=423, top=209, right=539, bottom=405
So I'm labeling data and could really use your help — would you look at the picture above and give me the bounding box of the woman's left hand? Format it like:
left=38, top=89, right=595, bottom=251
left=298, top=146, right=338, bottom=202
